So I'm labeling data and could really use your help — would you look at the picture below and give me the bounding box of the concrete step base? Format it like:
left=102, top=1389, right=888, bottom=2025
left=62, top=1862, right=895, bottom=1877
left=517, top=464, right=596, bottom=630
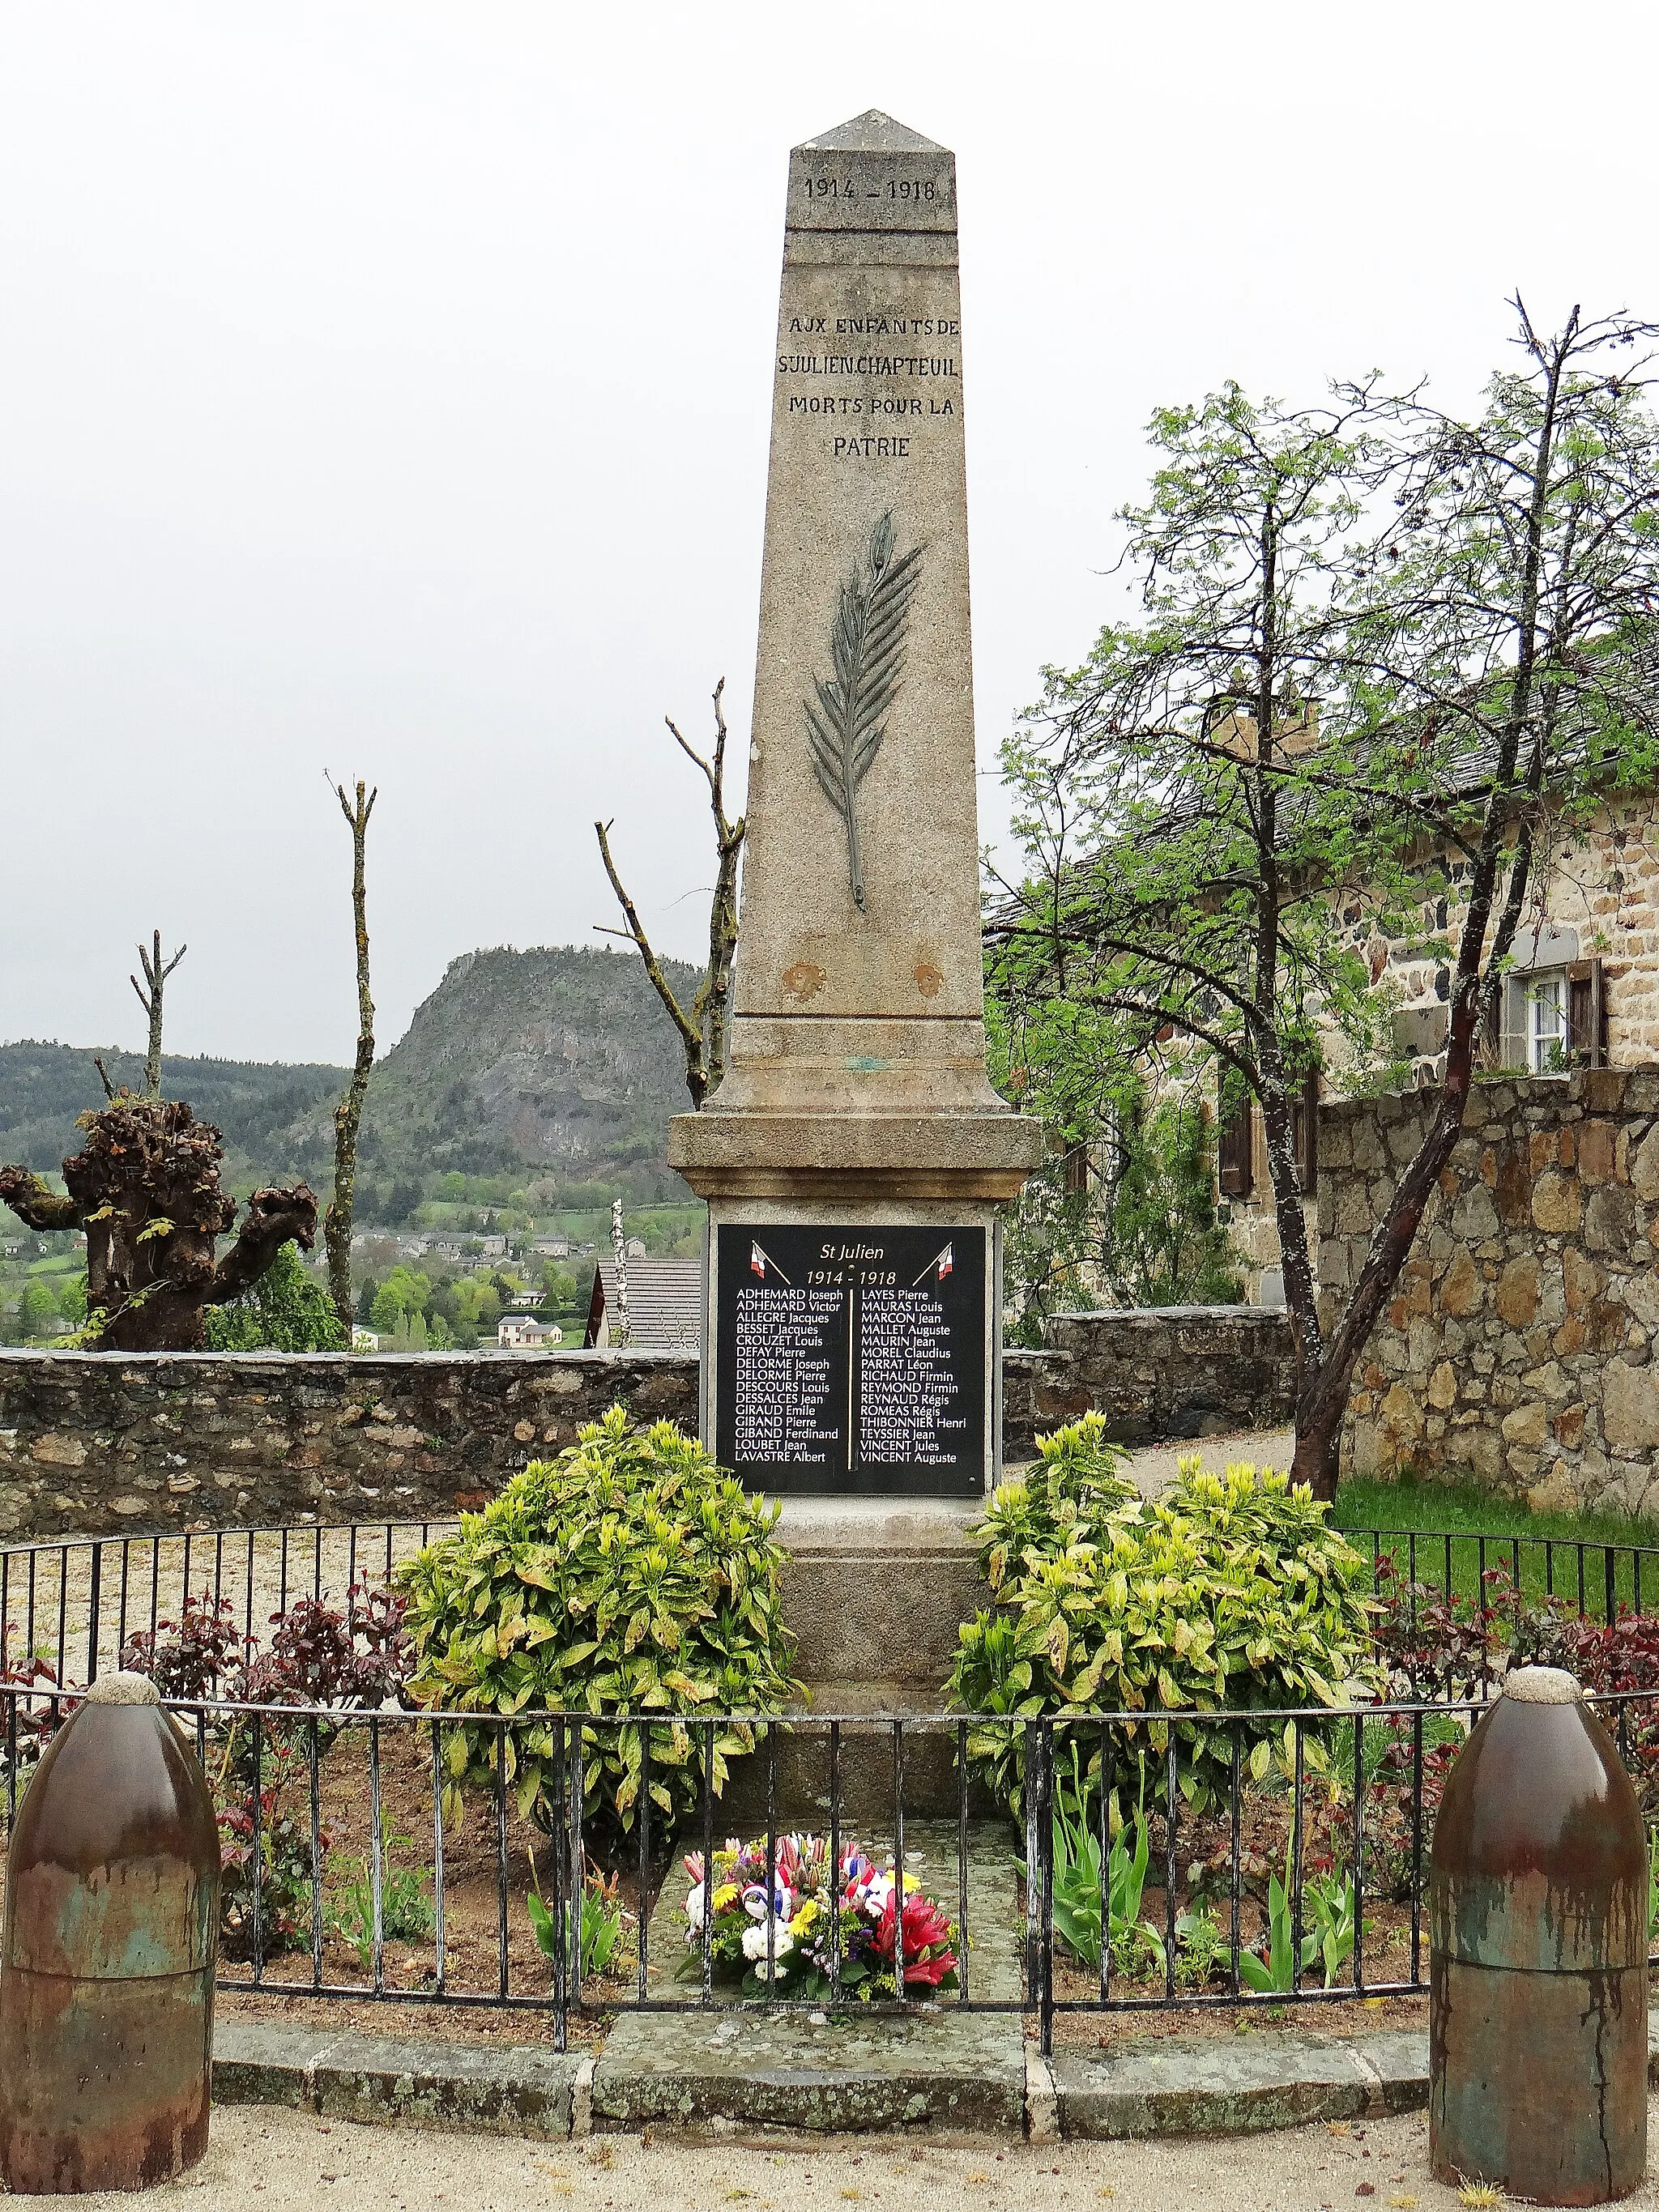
left=721, top=1703, right=997, bottom=1826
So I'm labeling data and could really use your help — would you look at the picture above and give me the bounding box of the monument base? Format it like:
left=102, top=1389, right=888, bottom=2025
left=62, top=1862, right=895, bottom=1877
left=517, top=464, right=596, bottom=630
left=719, top=1491, right=996, bottom=1823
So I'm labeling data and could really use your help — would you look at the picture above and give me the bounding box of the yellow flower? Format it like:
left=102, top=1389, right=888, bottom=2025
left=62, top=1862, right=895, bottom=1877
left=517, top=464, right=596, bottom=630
left=791, top=1900, right=821, bottom=1936
left=712, top=1882, right=740, bottom=1911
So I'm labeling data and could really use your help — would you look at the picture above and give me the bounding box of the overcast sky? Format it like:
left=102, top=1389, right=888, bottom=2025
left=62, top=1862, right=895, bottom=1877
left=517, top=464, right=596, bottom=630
left=3, top=0, right=1655, bottom=1065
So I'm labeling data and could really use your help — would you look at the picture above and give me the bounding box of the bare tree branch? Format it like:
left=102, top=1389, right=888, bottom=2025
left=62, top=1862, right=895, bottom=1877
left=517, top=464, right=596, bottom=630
left=130, top=929, right=186, bottom=1097
left=595, top=678, right=746, bottom=1107
left=322, top=774, right=377, bottom=1335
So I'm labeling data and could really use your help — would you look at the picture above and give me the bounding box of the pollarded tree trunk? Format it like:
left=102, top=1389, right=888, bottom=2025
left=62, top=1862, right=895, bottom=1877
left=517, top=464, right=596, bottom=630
left=0, top=1094, right=318, bottom=1351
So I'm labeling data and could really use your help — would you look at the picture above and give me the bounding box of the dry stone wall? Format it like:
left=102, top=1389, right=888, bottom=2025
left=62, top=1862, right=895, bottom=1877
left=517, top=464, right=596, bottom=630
left=1324, top=1068, right=1659, bottom=1512
left=0, top=1349, right=700, bottom=1538
left=0, top=1306, right=1294, bottom=1541
left=1030, top=1309, right=1297, bottom=1447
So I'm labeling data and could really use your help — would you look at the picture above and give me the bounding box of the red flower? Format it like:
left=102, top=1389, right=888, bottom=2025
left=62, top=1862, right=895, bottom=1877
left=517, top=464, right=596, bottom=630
left=874, top=1890, right=957, bottom=1989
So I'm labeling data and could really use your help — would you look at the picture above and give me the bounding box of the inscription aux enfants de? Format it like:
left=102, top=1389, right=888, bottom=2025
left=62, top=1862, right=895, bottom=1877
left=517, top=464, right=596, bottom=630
left=779, top=311, right=959, bottom=459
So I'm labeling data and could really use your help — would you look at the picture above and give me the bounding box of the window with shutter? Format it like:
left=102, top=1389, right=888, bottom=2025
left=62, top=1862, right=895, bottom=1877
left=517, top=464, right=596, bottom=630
left=1217, top=1089, right=1253, bottom=1196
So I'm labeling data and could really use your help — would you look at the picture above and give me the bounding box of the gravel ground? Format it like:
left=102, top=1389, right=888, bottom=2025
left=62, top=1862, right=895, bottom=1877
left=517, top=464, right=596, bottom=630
left=1118, top=1427, right=1296, bottom=1500
left=12, top=2099, right=1650, bottom=2211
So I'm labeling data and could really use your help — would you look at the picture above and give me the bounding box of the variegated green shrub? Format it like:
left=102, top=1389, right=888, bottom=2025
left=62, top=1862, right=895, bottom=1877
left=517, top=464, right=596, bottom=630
left=398, top=1408, right=801, bottom=1859
left=948, top=1420, right=1381, bottom=1817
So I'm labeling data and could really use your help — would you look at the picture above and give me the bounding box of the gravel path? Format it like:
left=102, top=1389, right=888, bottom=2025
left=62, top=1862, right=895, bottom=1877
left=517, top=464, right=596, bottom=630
left=10, top=2098, right=1636, bottom=2210
left=1117, top=1426, right=1296, bottom=1500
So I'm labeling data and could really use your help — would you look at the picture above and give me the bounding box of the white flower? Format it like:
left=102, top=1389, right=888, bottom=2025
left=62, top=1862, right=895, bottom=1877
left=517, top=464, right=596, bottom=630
left=684, top=1883, right=705, bottom=1929
left=741, top=1923, right=794, bottom=1966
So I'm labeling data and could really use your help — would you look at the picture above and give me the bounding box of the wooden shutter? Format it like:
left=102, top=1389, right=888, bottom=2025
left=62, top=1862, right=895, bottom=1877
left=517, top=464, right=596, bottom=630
left=1217, top=1090, right=1254, bottom=1196
left=1062, top=1140, right=1090, bottom=1203
left=1291, top=1066, right=1320, bottom=1194
left=1567, top=959, right=1606, bottom=1068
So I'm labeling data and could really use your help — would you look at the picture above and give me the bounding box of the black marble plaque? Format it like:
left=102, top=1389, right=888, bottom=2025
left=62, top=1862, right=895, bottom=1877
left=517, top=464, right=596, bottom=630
left=713, top=1223, right=986, bottom=1496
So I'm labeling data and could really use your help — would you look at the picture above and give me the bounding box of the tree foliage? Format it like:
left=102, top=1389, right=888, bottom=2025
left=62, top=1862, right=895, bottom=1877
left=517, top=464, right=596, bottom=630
left=992, top=993, right=1240, bottom=1343
left=205, top=1239, right=346, bottom=1352
left=992, top=301, right=1659, bottom=1494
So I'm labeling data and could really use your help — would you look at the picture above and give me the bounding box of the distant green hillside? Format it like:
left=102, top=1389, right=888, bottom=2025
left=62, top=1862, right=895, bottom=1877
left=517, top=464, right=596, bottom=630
left=0, top=1042, right=348, bottom=1193
left=0, top=944, right=704, bottom=1222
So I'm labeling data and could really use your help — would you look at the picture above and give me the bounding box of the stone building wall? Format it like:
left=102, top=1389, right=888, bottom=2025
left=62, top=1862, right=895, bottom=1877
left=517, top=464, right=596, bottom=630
left=1324, top=1068, right=1659, bottom=1514
left=0, top=1306, right=1294, bottom=1541
left=1222, top=793, right=1659, bottom=1302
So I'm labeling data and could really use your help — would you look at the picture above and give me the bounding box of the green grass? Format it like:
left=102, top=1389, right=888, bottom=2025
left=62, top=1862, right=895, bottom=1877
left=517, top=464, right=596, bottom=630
left=1333, top=1474, right=1659, bottom=1616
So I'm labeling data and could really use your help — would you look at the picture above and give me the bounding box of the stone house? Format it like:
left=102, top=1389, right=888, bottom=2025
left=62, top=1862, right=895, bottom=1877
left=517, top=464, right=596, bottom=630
left=497, top=1315, right=563, bottom=1349
left=1221, top=780, right=1659, bottom=1302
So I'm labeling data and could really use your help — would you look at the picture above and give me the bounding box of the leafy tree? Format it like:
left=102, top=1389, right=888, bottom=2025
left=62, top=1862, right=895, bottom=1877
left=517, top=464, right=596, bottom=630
left=369, top=1281, right=407, bottom=1333
left=16, top=1282, right=60, bottom=1341
left=1110, top=1094, right=1243, bottom=1307
left=384, top=1179, right=423, bottom=1226
left=993, top=302, right=1659, bottom=1497
left=206, top=1240, right=348, bottom=1352
left=356, top=1276, right=378, bottom=1323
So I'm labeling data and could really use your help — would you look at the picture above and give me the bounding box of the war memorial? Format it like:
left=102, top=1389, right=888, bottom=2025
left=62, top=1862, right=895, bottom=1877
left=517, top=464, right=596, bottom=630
left=0, top=109, right=1653, bottom=2210
left=670, top=110, right=1040, bottom=1502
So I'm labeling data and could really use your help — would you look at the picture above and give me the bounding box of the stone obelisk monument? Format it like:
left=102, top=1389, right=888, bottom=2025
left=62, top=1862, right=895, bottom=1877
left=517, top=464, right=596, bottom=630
left=669, top=110, right=1039, bottom=1499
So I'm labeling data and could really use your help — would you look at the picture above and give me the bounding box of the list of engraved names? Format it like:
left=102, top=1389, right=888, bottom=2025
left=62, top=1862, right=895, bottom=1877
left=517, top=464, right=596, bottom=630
left=713, top=1224, right=985, bottom=1495
left=729, top=1285, right=839, bottom=1468
left=857, top=1285, right=963, bottom=1465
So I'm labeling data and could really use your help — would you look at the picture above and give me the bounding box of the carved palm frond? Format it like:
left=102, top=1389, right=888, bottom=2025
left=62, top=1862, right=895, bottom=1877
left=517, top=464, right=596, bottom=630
left=803, top=510, right=923, bottom=910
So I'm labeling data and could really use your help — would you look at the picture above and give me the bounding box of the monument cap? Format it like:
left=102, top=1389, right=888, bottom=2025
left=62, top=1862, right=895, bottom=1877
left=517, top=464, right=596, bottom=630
left=797, top=109, right=945, bottom=153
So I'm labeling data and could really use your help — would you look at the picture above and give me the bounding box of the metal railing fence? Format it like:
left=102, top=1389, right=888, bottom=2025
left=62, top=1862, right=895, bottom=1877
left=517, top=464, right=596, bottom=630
left=2, top=1688, right=1657, bottom=2057
left=0, top=1513, right=1657, bottom=2056
left=0, top=1514, right=1656, bottom=1693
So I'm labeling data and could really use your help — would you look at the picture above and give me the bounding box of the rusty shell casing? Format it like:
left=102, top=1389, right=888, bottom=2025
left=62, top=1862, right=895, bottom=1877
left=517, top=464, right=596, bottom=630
left=1429, top=1672, right=1648, bottom=2206
left=0, top=1682, right=220, bottom=2195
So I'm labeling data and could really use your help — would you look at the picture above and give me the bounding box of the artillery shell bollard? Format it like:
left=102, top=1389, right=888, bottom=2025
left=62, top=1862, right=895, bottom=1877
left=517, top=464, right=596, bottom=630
left=1431, top=1664, right=1648, bottom=2205
left=0, top=1671, right=220, bottom=2193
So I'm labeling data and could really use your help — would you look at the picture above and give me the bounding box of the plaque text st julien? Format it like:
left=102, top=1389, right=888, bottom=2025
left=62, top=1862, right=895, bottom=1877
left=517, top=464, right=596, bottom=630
left=713, top=1224, right=985, bottom=1497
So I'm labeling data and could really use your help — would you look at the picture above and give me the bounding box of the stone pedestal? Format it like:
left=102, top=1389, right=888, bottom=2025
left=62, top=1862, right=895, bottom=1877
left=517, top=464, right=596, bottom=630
left=670, top=109, right=1040, bottom=1503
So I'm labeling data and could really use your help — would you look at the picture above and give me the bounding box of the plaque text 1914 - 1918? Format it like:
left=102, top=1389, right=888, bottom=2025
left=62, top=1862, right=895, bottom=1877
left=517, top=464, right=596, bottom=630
left=712, top=1223, right=986, bottom=1497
